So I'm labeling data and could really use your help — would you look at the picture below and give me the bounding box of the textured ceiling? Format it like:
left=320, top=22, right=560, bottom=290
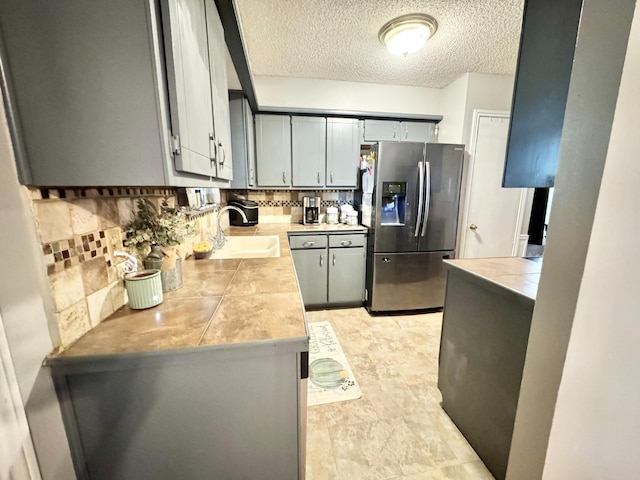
left=235, top=0, right=524, bottom=88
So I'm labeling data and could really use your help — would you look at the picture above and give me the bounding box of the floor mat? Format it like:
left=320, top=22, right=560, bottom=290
left=307, top=321, right=362, bottom=406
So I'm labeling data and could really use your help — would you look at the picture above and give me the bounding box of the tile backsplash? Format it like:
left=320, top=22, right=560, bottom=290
left=28, top=187, right=354, bottom=349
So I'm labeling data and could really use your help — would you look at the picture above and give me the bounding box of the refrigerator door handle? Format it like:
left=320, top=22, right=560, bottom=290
left=415, top=161, right=425, bottom=238
left=421, top=162, right=431, bottom=237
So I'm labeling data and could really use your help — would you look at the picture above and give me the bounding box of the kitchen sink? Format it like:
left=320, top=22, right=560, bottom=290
left=209, top=235, right=280, bottom=259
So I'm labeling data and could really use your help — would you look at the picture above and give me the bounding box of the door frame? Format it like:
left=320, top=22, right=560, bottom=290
left=459, top=109, right=530, bottom=258
left=0, top=310, right=42, bottom=479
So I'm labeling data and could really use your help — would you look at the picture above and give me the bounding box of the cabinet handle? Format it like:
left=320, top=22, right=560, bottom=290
left=405, top=124, right=409, bottom=139
left=317, top=172, right=320, bottom=184
left=340, top=240, right=352, bottom=246
left=393, top=124, right=397, bottom=139
left=320, top=254, right=323, bottom=266
left=209, top=133, right=217, bottom=161
left=283, top=171, right=287, bottom=184
left=250, top=168, right=254, bottom=181
left=302, top=241, right=315, bottom=248
left=332, top=253, right=336, bottom=266
left=330, top=171, right=334, bottom=183
left=218, top=142, right=226, bottom=166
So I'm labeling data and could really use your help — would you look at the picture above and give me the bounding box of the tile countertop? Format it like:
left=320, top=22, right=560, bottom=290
left=444, top=257, right=543, bottom=301
left=49, top=223, right=367, bottom=362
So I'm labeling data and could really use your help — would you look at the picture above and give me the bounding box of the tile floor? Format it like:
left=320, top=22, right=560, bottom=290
left=304, top=308, right=495, bottom=480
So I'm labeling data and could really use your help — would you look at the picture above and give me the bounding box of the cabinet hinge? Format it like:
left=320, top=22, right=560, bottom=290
left=170, top=135, right=181, bottom=155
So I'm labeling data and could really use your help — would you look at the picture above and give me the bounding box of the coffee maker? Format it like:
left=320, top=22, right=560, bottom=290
left=302, top=196, right=321, bottom=225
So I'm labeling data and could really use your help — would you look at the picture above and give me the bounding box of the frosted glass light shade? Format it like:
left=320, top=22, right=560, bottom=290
left=379, top=14, right=438, bottom=56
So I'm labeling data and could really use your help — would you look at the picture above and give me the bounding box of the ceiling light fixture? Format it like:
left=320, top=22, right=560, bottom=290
left=379, top=13, right=438, bottom=56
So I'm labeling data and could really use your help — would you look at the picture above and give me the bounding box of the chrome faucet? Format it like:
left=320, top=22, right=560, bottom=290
left=212, top=205, right=249, bottom=249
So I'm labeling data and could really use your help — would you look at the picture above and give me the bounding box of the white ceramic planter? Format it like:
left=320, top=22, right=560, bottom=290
left=124, top=269, right=163, bottom=309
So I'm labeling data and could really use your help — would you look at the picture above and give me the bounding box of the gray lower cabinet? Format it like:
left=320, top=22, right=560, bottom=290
left=290, top=232, right=366, bottom=307
left=51, top=344, right=307, bottom=480
left=291, top=248, right=328, bottom=307
left=0, top=0, right=232, bottom=187
left=328, top=248, right=366, bottom=305
left=255, top=114, right=292, bottom=187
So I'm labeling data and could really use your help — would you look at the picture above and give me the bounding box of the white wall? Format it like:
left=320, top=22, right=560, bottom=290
left=0, top=96, right=75, bottom=478
left=253, top=76, right=441, bottom=115
left=542, top=3, right=640, bottom=478
left=438, top=73, right=469, bottom=144
left=506, top=0, right=638, bottom=478
left=462, top=73, right=515, bottom=144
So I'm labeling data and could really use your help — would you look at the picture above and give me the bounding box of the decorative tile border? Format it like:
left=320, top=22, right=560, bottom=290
left=43, top=230, right=111, bottom=275
left=29, top=186, right=176, bottom=201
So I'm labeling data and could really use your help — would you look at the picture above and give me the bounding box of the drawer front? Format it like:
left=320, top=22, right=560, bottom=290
left=329, top=234, right=365, bottom=248
left=289, top=234, right=328, bottom=249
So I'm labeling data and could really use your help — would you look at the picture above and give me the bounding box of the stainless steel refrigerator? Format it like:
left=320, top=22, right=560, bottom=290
left=359, top=142, right=464, bottom=312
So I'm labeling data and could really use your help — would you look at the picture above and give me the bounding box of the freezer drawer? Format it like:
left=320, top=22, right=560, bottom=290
left=369, top=251, right=452, bottom=312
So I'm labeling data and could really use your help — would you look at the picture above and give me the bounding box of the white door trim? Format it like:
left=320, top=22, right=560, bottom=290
left=0, top=310, right=41, bottom=480
left=459, top=109, right=530, bottom=258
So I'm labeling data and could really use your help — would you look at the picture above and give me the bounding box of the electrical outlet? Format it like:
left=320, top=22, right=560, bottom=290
left=104, top=227, right=123, bottom=264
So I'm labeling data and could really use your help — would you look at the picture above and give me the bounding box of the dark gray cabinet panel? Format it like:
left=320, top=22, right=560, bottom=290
left=326, top=118, right=360, bottom=187
left=291, top=248, right=328, bottom=307
left=502, top=0, right=582, bottom=188
left=292, top=116, right=326, bottom=187
left=255, top=114, right=292, bottom=187
left=328, top=248, right=365, bottom=305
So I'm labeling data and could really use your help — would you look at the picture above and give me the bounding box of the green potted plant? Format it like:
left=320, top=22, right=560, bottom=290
left=124, top=198, right=194, bottom=291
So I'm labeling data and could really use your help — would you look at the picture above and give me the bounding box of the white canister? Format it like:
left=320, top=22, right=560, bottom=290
left=124, top=269, right=163, bottom=309
left=346, top=211, right=359, bottom=226
left=339, top=204, right=354, bottom=223
left=326, top=206, right=339, bottom=224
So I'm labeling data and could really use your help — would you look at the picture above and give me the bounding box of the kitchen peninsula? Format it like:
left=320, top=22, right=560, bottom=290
left=438, top=257, right=542, bottom=480
left=47, top=223, right=364, bottom=480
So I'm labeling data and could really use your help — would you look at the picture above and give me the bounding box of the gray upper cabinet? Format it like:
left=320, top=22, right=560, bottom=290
left=255, top=114, right=292, bottom=187
left=205, top=0, right=232, bottom=181
left=229, top=96, right=256, bottom=189
left=292, top=117, right=326, bottom=187
left=326, top=118, right=360, bottom=188
left=401, top=122, right=436, bottom=142
left=363, top=120, right=400, bottom=141
left=0, top=0, right=232, bottom=187
left=163, top=0, right=215, bottom=178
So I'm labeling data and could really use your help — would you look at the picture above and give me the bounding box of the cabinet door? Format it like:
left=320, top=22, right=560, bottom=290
left=229, top=97, right=249, bottom=188
left=363, top=120, right=400, bottom=141
left=328, top=248, right=365, bottom=305
left=292, top=117, right=326, bottom=187
left=401, top=122, right=435, bottom=142
left=255, top=115, right=292, bottom=187
left=205, top=0, right=232, bottom=181
left=326, top=118, right=360, bottom=187
left=291, top=249, right=328, bottom=307
left=163, top=0, right=215, bottom=177
left=245, top=103, right=256, bottom=187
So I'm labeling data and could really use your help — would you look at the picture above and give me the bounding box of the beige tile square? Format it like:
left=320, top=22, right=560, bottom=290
left=70, top=199, right=98, bottom=235
left=96, top=198, right=120, bottom=229
left=110, top=280, right=127, bottom=311
left=117, top=198, right=135, bottom=226
left=50, top=265, right=85, bottom=312
left=306, top=427, right=338, bottom=480
left=86, top=285, right=115, bottom=327
left=81, top=257, right=109, bottom=296
left=35, top=201, right=72, bottom=243
left=56, top=299, right=91, bottom=348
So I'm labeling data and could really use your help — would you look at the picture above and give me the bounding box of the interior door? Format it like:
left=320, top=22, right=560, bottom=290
left=461, top=113, right=532, bottom=258
left=373, top=142, right=424, bottom=253
left=162, top=0, right=215, bottom=177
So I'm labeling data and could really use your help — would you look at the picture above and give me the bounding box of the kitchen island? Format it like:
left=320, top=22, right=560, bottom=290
left=438, top=257, right=542, bottom=480
left=47, top=223, right=364, bottom=480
